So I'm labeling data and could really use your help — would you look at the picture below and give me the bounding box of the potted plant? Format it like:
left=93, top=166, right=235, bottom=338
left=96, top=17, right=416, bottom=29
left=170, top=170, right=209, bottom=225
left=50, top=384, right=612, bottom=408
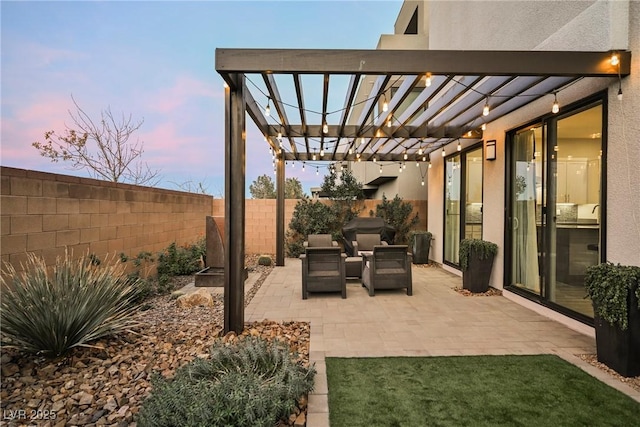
left=408, top=231, right=432, bottom=264
left=585, top=262, right=640, bottom=377
left=459, top=239, right=498, bottom=293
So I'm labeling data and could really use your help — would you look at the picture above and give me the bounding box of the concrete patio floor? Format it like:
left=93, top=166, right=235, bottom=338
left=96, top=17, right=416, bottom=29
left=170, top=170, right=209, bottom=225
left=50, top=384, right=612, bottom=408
left=245, top=259, right=640, bottom=426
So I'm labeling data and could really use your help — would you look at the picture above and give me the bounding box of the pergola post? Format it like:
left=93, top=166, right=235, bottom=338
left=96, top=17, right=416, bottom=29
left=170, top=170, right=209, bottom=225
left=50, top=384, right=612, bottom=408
left=224, top=74, right=246, bottom=334
left=276, top=154, right=285, bottom=266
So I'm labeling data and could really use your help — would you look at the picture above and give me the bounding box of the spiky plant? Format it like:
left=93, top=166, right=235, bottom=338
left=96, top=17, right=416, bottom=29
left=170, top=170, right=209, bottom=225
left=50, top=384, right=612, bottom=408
left=1, top=251, right=141, bottom=357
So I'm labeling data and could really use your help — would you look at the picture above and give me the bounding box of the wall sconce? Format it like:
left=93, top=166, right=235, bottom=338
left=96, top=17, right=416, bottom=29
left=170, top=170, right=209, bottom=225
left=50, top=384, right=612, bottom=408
left=485, top=140, right=497, bottom=161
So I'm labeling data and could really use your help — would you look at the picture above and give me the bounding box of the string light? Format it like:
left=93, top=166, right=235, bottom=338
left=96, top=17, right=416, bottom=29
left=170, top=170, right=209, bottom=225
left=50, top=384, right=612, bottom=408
left=481, top=123, right=487, bottom=131
left=442, top=147, right=446, bottom=157
left=416, top=161, right=419, bottom=167
left=349, top=147, right=353, bottom=155
left=320, top=147, right=325, bottom=157
left=418, top=147, right=423, bottom=155
left=425, top=73, right=432, bottom=87
left=322, top=122, right=329, bottom=134
left=404, top=152, right=408, bottom=160
left=265, top=98, right=271, bottom=116
left=360, top=137, right=365, bottom=146
left=379, top=165, right=383, bottom=174
left=277, top=128, right=282, bottom=143
left=552, top=93, right=559, bottom=114
left=617, top=86, right=623, bottom=101
left=399, top=163, right=403, bottom=173
left=316, top=167, right=319, bottom=175
left=403, top=162, right=406, bottom=170
left=457, top=140, right=462, bottom=151
left=312, top=150, right=317, bottom=161
left=386, top=117, right=392, bottom=128
left=373, top=156, right=377, bottom=163
left=382, top=94, right=388, bottom=112
left=421, top=179, right=425, bottom=186
left=302, top=162, right=305, bottom=172
left=483, top=98, right=490, bottom=116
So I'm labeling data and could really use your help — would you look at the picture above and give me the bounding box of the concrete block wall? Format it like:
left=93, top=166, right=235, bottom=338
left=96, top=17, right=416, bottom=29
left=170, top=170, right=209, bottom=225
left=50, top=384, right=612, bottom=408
left=212, top=198, right=428, bottom=255
left=1, top=166, right=213, bottom=271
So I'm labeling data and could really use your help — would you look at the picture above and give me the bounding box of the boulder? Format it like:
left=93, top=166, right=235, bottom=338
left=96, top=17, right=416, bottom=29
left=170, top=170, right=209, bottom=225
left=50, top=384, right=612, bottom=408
left=176, top=288, right=214, bottom=308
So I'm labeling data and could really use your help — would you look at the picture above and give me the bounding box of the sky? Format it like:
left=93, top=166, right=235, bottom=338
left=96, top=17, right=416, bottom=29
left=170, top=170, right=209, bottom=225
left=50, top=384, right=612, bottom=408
left=1, top=0, right=402, bottom=196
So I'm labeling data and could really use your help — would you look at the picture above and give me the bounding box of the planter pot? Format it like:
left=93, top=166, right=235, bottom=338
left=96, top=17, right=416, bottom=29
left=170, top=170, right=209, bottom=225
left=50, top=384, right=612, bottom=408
left=462, top=254, right=495, bottom=293
left=411, top=234, right=431, bottom=264
left=594, top=290, right=640, bottom=377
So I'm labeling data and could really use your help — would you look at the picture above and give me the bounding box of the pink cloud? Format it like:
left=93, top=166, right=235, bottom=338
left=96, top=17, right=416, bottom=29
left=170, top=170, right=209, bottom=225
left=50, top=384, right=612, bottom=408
left=148, top=75, right=223, bottom=115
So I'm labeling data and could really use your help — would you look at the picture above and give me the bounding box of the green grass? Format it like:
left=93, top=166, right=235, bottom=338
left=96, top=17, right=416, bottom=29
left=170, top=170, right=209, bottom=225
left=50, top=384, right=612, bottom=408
left=326, top=355, right=640, bottom=427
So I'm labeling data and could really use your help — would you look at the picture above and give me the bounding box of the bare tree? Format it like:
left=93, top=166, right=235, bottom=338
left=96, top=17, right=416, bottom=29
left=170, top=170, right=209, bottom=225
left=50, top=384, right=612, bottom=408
left=33, top=96, right=161, bottom=186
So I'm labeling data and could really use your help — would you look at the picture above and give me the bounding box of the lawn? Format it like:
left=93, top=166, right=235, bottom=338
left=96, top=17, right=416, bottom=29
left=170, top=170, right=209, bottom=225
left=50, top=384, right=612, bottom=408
left=326, top=355, right=640, bottom=427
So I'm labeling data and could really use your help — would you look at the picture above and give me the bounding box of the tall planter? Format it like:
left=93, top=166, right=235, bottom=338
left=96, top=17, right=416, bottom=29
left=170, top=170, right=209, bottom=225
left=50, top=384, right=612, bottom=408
left=409, top=231, right=432, bottom=264
left=460, top=239, right=498, bottom=294
left=586, top=263, right=640, bottom=377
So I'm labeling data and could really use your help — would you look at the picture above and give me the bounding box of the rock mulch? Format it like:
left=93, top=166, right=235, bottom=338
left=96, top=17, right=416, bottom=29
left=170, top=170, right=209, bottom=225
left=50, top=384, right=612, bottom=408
left=0, top=254, right=312, bottom=427
left=579, top=354, right=640, bottom=393
left=453, top=286, right=503, bottom=296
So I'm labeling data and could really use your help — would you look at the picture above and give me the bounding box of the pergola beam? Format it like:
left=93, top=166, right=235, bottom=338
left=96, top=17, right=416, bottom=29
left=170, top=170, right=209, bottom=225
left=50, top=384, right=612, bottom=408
left=216, top=49, right=630, bottom=77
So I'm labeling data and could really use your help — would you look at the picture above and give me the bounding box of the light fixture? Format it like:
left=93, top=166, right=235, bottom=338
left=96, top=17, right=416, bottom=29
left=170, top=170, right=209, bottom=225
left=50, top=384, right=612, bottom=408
left=265, top=99, right=271, bottom=116
left=485, top=140, right=497, bottom=161
left=356, top=153, right=361, bottom=160
left=312, top=150, right=317, bottom=161
left=611, top=52, right=619, bottom=66
left=466, top=131, right=472, bottom=137
left=399, top=164, right=403, bottom=173
left=302, top=162, right=306, bottom=172
left=386, top=117, right=392, bottom=128
left=320, top=147, right=324, bottom=157
left=552, top=93, right=559, bottom=114
left=382, top=94, right=388, bottom=112
left=424, top=73, right=432, bottom=87
left=483, top=98, right=490, bottom=116
left=316, top=167, right=319, bottom=176
left=403, top=163, right=406, bottom=170
left=379, top=165, right=383, bottom=174
left=481, top=123, right=487, bottom=131
left=457, top=140, right=462, bottom=151
left=421, top=179, right=425, bottom=186
left=360, top=137, right=365, bottom=146
left=617, top=86, right=623, bottom=101
left=404, top=152, right=408, bottom=160
left=322, top=122, right=329, bottom=134
left=418, top=147, right=423, bottom=155
left=373, top=156, right=377, bottom=163
left=422, top=155, right=426, bottom=162
left=416, top=161, right=419, bottom=167
left=348, top=148, right=353, bottom=155
left=442, top=147, right=446, bottom=157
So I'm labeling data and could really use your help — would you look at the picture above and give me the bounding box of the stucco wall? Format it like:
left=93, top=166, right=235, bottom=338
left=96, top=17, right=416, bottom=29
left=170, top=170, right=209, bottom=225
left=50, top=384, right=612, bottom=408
left=0, top=166, right=212, bottom=271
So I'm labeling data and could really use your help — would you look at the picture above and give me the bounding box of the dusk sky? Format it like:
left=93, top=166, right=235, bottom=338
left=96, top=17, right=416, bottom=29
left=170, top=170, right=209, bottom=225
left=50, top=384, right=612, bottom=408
left=1, top=0, right=402, bottom=196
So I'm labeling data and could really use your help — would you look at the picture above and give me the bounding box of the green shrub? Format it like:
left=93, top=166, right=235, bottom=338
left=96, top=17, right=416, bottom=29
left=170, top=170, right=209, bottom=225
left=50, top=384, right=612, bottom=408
left=157, top=239, right=205, bottom=277
left=0, top=251, right=140, bottom=357
left=258, top=255, right=272, bottom=266
left=137, top=337, right=315, bottom=427
left=459, top=239, right=498, bottom=270
left=286, top=197, right=336, bottom=257
left=374, top=194, right=419, bottom=244
left=585, top=262, right=640, bottom=330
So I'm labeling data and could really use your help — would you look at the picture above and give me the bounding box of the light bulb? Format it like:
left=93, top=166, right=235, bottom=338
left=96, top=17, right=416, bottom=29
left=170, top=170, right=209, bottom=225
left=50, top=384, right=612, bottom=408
left=428, top=161, right=432, bottom=169
left=416, top=161, right=419, bottom=167
left=617, top=86, right=623, bottom=101
left=552, top=94, right=559, bottom=114
left=422, top=156, right=426, bottom=162
left=379, top=165, right=383, bottom=174
left=302, top=162, right=305, bottom=171
left=356, top=153, right=360, bottom=159
left=291, top=162, right=295, bottom=168
left=404, top=152, right=408, bottom=160
left=457, top=140, right=461, bottom=151
left=360, top=137, right=365, bottom=146
left=357, top=156, right=361, bottom=162
left=399, top=164, right=403, bottom=173
left=386, top=118, right=391, bottom=128
left=373, top=156, right=377, bottom=163
left=349, top=148, right=353, bottom=155
left=265, top=100, right=271, bottom=117
left=316, top=167, right=319, bottom=176
left=418, top=147, right=423, bottom=155
left=482, top=101, right=490, bottom=117
left=442, top=147, right=446, bottom=157
left=277, top=130, right=282, bottom=142
left=382, top=96, right=388, bottom=112
left=425, top=73, right=432, bottom=87
left=322, top=122, right=328, bottom=134
left=481, top=123, right=487, bottom=131
left=312, top=152, right=317, bottom=161
left=320, top=148, right=324, bottom=157
left=421, top=180, right=425, bottom=186
left=403, top=163, right=406, bottom=170
left=611, top=53, right=619, bottom=66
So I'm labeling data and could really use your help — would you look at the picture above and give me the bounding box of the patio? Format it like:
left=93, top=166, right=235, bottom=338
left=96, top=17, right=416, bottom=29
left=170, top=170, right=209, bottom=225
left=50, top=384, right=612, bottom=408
left=245, top=259, right=640, bottom=427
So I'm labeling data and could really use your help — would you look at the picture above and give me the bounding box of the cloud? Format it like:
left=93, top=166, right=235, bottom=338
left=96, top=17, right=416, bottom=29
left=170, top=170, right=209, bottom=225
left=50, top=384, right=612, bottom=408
left=147, top=75, right=223, bottom=115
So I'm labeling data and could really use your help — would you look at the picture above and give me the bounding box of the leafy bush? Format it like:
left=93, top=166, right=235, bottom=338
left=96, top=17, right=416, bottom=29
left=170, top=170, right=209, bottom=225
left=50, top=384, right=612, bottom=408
left=137, top=337, right=315, bottom=427
left=459, top=239, right=498, bottom=270
left=157, top=239, right=205, bottom=277
left=585, top=263, right=640, bottom=330
left=0, top=251, right=140, bottom=357
left=286, top=197, right=336, bottom=257
left=320, top=168, right=364, bottom=231
left=374, top=194, right=419, bottom=244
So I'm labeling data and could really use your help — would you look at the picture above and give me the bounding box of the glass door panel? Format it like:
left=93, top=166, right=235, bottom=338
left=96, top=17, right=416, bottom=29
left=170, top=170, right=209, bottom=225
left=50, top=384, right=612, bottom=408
left=444, top=154, right=461, bottom=264
left=510, top=126, right=543, bottom=294
left=548, top=105, right=601, bottom=317
left=464, top=148, right=483, bottom=240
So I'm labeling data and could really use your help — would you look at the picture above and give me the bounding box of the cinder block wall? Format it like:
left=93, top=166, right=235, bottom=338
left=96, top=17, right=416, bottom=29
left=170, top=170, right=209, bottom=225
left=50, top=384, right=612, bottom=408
left=1, top=166, right=213, bottom=270
left=212, top=198, right=428, bottom=254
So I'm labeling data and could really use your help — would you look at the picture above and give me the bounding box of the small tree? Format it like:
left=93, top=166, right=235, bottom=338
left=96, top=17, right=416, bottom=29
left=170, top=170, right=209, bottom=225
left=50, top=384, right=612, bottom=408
left=250, top=175, right=305, bottom=199
left=250, top=174, right=276, bottom=199
left=286, top=197, right=335, bottom=257
left=32, top=96, right=160, bottom=186
left=320, top=168, right=364, bottom=233
left=374, top=194, right=419, bottom=244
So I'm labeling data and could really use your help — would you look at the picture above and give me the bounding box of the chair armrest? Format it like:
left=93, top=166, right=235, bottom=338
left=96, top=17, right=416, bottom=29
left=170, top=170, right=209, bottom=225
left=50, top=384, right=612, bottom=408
left=332, top=241, right=339, bottom=247
left=303, top=242, right=309, bottom=248
left=299, top=254, right=307, bottom=260
left=353, top=241, right=359, bottom=254
left=382, top=241, right=388, bottom=246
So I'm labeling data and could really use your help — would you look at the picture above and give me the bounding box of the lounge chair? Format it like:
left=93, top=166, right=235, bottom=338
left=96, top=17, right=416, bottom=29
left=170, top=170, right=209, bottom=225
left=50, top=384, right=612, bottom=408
left=300, top=247, right=346, bottom=299
left=362, top=245, right=412, bottom=296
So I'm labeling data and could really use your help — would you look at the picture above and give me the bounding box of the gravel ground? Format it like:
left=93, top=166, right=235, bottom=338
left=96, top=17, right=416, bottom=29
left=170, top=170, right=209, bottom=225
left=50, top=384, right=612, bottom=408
left=0, top=255, right=311, bottom=427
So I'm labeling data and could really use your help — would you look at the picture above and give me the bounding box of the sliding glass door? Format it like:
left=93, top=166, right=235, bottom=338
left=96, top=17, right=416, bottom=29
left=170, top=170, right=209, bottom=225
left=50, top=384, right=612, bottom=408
left=444, top=145, right=483, bottom=267
left=507, top=100, right=603, bottom=320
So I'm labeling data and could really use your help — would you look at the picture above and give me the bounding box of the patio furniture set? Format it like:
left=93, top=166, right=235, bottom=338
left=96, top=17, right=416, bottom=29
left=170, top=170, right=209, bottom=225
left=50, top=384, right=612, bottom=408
left=300, top=233, right=413, bottom=299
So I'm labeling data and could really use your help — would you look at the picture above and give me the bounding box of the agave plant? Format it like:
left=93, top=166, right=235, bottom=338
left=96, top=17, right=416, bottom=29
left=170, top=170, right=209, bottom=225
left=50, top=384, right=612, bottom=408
left=1, top=251, right=141, bottom=357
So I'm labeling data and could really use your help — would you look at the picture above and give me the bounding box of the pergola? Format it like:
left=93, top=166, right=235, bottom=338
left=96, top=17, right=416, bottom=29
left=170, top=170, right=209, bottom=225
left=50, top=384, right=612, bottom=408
left=215, top=48, right=630, bottom=333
